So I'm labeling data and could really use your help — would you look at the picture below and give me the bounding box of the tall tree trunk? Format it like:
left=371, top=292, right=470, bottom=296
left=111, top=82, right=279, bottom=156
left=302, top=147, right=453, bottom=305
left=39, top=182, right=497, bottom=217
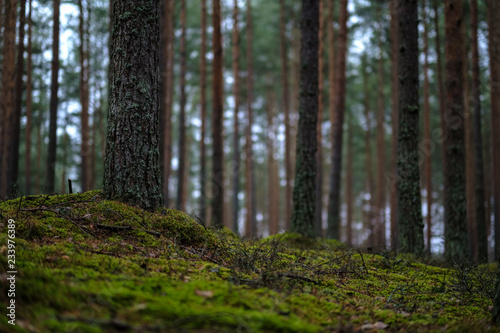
left=231, top=0, right=241, bottom=233
left=267, top=93, right=279, bottom=235
left=45, top=0, right=60, bottom=194
left=470, top=0, right=487, bottom=262
left=291, top=0, right=319, bottom=238
left=79, top=0, right=90, bottom=192
left=211, top=0, right=225, bottom=227
left=422, top=0, right=432, bottom=255
left=398, top=0, right=424, bottom=255
left=362, top=54, right=375, bottom=247
left=279, top=0, right=292, bottom=230
left=61, top=114, right=68, bottom=194
left=103, top=0, right=163, bottom=211
left=245, top=0, right=256, bottom=236
left=35, top=108, right=43, bottom=194
left=326, top=0, right=347, bottom=240
left=374, top=9, right=386, bottom=248
left=25, top=0, right=33, bottom=195
left=444, top=0, right=468, bottom=260
left=199, top=0, right=208, bottom=223
left=0, top=0, right=17, bottom=198
left=346, top=116, right=353, bottom=246
left=315, top=0, right=325, bottom=237
left=176, top=0, right=187, bottom=211
left=162, top=0, right=174, bottom=208
left=389, top=0, right=399, bottom=249
left=327, top=0, right=336, bottom=139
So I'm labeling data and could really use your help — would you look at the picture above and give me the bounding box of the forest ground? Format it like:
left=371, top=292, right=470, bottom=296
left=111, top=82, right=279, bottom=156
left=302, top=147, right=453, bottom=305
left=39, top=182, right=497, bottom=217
left=0, top=191, right=498, bottom=332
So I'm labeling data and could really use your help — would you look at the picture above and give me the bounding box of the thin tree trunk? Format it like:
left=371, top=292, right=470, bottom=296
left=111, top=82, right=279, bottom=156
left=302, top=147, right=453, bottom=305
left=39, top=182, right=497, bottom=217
left=199, top=0, right=208, bottom=222
left=315, top=0, right=325, bottom=237
left=232, top=0, right=241, bottom=233
left=375, top=10, right=386, bottom=248
left=444, top=0, right=468, bottom=260
left=79, top=0, right=90, bottom=192
left=389, top=0, right=399, bottom=249
left=211, top=0, right=224, bottom=227
left=327, top=0, right=336, bottom=137
left=0, top=0, right=17, bottom=198
left=245, top=0, right=256, bottom=237
left=422, top=0, right=432, bottom=255
left=45, top=0, right=60, bottom=194
left=346, top=116, right=353, bottom=246
left=61, top=114, right=68, bottom=194
left=35, top=108, right=42, bottom=194
left=25, top=0, right=33, bottom=195
left=279, top=0, right=292, bottom=231
left=267, top=93, right=278, bottom=235
left=177, top=0, right=187, bottom=211
left=327, top=0, right=348, bottom=240
left=163, top=0, right=174, bottom=208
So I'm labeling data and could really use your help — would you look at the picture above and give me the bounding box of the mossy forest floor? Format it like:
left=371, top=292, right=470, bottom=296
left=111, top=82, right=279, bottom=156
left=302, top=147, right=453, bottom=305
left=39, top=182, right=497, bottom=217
left=0, top=191, right=498, bottom=332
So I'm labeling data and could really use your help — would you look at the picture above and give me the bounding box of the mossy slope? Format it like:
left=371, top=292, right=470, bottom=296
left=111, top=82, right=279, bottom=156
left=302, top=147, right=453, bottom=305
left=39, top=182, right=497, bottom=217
left=0, top=191, right=498, bottom=332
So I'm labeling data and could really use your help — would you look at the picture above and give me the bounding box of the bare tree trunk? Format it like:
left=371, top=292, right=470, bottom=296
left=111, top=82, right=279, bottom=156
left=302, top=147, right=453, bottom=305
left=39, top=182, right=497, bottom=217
left=177, top=0, right=187, bottom=211
left=79, top=0, right=90, bottom=192
left=45, top=0, right=60, bottom=194
left=35, top=108, right=42, bottom=194
left=346, top=116, right=353, bottom=246
left=211, top=0, right=225, bottom=227
left=25, top=0, right=33, bottom=195
left=327, top=0, right=348, bottom=240
left=199, top=0, right=208, bottom=223
left=422, top=0, right=432, bottom=255
left=267, top=93, right=279, bottom=235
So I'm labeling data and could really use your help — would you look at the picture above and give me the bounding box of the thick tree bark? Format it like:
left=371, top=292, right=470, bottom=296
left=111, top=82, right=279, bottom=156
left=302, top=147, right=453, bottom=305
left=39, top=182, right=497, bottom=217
left=103, top=0, right=163, bottom=211
left=45, top=0, right=60, bottom=194
left=0, top=0, right=17, bottom=198
left=470, top=0, right=487, bottom=262
left=279, top=0, right=292, bottom=231
left=231, top=0, right=240, bottom=234
left=398, top=0, right=424, bottom=255
left=422, top=0, right=432, bottom=255
left=444, top=0, right=468, bottom=260
left=211, top=0, right=225, bottom=227
left=79, top=0, right=90, bottom=192
left=245, top=0, right=256, bottom=237
left=291, top=0, right=319, bottom=238
left=315, top=0, right=325, bottom=237
left=25, top=0, right=33, bottom=195
left=389, top=0, right=399, bottom=249
left=176, top=0, right=187, bottom=211
left=199, top=0, right=208, bottom=223
left=327, top=0, right=347, bottom=240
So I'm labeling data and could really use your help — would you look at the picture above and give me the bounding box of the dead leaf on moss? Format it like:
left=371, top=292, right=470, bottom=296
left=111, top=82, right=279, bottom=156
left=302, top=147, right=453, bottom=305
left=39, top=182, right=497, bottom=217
left=195, top=289, right=214, bottom=298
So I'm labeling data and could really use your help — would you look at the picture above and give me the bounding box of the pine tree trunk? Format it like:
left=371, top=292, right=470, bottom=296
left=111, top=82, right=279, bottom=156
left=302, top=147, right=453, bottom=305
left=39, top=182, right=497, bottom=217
left=35, top=108, right=42, bottom=194
left=245, top=0, right=256, bottom=237
left=267, top=93, right=278, bottom=235
left=389, top=0, right=400, bottom=250
left=315, top=0, right=324, bottom=237
left=398, top=0, right=424, bottom=255
left=444, top=0, right=468, bottom=260
left=176, top=0, right=187, bottom=211
left=0, top=0, right=17, bottom=198
left=279, top=0, right=292, bottom=231
left=346, top=117, right=353, bottom=246
left=470, top=0, right=487, bottom=262
left=327, top=0, right=347, bottom=240
left=25, top=0, right=33, bottom=195
left=291, top=0, right=319, bottom=238
left=211, top=0, right=225, bottom=227
left=79, top=0, right=90, bottom=192
left=422, top=0, right=432, bottom=255
left=103, top=0, right=163, bottom=211
left=231, top=0, right=241, bottom=233
left=45, top=0, right=60, bottom=194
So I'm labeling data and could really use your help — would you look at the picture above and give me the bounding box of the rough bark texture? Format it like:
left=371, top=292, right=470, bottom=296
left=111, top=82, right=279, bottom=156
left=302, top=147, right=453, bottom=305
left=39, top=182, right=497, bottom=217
left=199, top=0, right=208, bottom=224
left=244, top=0, right=256, bottom=237
left=315, top=0, right=324, bottom=237
left=291, top=0, right=319, bottom=238
left=25, top=0, right=33, bottom=195
left=176, top=0, right=187, bottom=211
left=444, top=0, right=468, bottom=261
left=422, top=0, right=432, bottom=255
left=470, top=0, right=487, bottom=261
left=397, top=0, right=424, bottom=255
left=389, top=0, right=399, bottom=249
left=211, top=0, right=224, bottom=227
left=79, top=0, right=91, bottom=192
left=232, top=0, right=240, bottom=234
left=279, top=0, right=292, bottom=231
left=45, top=0, right=60, bottom=194
left=103, top=0, right=163, bottom=211
left=327, top=0, right=347, bottom=240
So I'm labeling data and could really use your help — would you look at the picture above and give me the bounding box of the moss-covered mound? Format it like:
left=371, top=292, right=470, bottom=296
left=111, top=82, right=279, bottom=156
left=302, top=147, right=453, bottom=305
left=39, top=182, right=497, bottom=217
left=0, top=191, right=498, bottom=332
